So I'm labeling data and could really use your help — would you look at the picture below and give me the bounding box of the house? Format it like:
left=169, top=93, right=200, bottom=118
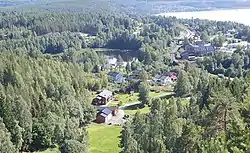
left=152, top=74, right=173, bottom=85
left=108, top=72, right=124, bottom=84
left=92, top=90, right=113, bottom=105
left=96, top=107, right=118, bottom=123
left=107, top=57, right=117, bottom=68
left=159, top=76, right=173, bottom=85
left=117, top=61, right=128, bottom=68
left=0, top=34, right=8, bottom=40
left=225, top=33, right=232, bottom=38
left=127, top=69, right=143, bottom=81
left=181, top=42, right=215, bottom=59
left=167, top=72, right=178, bottom=81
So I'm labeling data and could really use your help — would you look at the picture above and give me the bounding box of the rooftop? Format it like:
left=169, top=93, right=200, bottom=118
left=98, top=90, right=112, bottom=98
left=108, top=72, right=122, bottom=77
left=99, top=108, right=113, bottom=117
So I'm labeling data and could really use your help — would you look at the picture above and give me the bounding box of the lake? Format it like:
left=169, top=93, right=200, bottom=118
left=158, top=9, right=250, bottom=26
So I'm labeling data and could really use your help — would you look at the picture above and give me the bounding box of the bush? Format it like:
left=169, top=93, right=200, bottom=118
left=60, top=140, right=87, bottom=153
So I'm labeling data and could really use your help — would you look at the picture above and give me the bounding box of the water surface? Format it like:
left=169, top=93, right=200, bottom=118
left=158, top=9, right=250, bottom=26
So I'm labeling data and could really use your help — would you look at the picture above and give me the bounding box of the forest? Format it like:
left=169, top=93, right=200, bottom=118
left=1, top=1, right=250, bottom=153
left=121, top=67, right=250, bottom=153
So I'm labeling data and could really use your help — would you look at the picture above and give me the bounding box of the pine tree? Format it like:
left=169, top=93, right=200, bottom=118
left=0, top=118, right=17, bottom=153
left=138, top=81, right=150, bottom=105
left=174, top=70, right=192, bottom=97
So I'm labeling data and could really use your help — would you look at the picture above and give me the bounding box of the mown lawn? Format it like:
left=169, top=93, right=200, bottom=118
left=114, top=93, right=139, bottom=105
left=124, top=105, right=150, bottom=115
left=88, top=124, right=122, bottom=153
left=112, top=91, right=173, bottom=106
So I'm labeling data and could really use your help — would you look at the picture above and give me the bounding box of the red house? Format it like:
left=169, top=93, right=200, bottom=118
left=96, top=107, right=118, bottom=123
left=169, top=72, right=177, bottom=81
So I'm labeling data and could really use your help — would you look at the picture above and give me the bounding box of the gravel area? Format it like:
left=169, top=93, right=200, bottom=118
left=106, top=110, right=126, bottom=126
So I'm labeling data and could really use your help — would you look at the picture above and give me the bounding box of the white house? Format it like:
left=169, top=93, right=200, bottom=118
left=152, top=74, right=173, bottom=85
left=107, top=57, right=117, bottom=68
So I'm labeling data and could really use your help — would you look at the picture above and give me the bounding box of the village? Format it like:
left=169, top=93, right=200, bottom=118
left=91, top=70, right=178, bottom=125
left=85, top=22, right=250, bottom=153
left=89, top=24, right=250, bottom=127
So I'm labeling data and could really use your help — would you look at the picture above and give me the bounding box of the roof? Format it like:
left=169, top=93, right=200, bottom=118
left=186, top=42, right=215, bottom=53
left=96, top=96, right=102, bottom=100
left=102, top=108, right=112, bottom=115
left=107, top=57, right=117, bottom=65
left=99, top=108, right=113, bottom=117
left=108, top=72, right=122, bottom=78
left=100, top=113, right=108, bottom=117
left=170, top=75, right=177, bottom=80
left=160, top=75, right=171, bottom=81
left=154, top=74, right=162, bottom=80
left=98, top=90, right=112, bottom=98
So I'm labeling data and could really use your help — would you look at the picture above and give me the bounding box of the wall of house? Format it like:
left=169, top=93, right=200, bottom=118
left=106, top=114, right=112, bottom=122
left=96, top=115, right=105, bottom=123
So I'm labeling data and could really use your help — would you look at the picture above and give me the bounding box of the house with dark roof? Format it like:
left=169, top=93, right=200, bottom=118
left=92, top=90, right=113, bottom=105
left=127, top=69, right=143, bottom=81
left=108, top=72, right=124, bottom=84
left=96, top=107, right=118, bottom=123
left=181, top=41, right=215, bottom=59
left=152, top=74, right=173, bottom=85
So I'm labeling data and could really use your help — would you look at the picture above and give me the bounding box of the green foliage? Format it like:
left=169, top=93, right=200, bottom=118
left=174, top=70, right=192, bottom=97
left=122, top=68, right=250, bottom=153
left=0, top=118, right=17, bottom=153
left=138, top=82, right=151, bottom=105
left=60, top=139, right=87, bottom=153
left=0, top=52, right=96, bottom=152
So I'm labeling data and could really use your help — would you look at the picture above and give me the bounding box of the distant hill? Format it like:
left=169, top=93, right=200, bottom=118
left=2, top=0, right=250, bottom=14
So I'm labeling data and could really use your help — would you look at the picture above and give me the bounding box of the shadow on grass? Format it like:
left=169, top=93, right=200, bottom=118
left=159, top=93, right=175, bottom=99
left=123, top=103, right=145, bottom=111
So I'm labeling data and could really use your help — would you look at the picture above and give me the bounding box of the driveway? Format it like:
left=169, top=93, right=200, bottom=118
left=106, top=109, right=126, bottom=125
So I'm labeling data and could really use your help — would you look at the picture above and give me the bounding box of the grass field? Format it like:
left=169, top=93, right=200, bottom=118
left=113, top=93, right=139, bottom=106
left=124, top=105, right=150, bottom=115
left=88, top=124, right=122, bottom=153
left=111, top=91, right=173, bottom=106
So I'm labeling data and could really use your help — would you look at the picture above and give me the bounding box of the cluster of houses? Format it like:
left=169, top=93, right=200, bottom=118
left=106, top=56, right=128, bottom=69
left=180, top=41, right=216, bottom=60
left=92, top=90, right=117, bottom=123
left=151, top=72, right=177, bottom=85
left=92, top=71, right=178, bottom=123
